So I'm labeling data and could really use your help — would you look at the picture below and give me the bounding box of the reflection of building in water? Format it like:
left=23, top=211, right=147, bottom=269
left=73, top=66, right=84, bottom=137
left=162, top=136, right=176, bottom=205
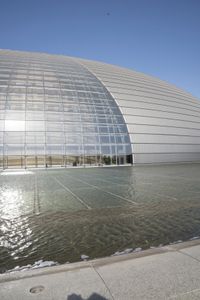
left=0, top=50, right=200, bottom=168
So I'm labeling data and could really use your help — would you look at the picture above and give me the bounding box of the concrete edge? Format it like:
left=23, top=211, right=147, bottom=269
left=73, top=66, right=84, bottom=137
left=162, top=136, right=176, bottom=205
left=1, top=238, right=200, bottom=284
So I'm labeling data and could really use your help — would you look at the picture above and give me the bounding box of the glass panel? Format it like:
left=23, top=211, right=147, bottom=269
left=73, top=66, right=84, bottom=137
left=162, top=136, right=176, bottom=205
left=26, top=111, right=45, bottom=120
left=46, top=133, right=64, bottom=144
left=0, top=50, right=132, bottom=168
left=26, top=132, right=45, bottom=143
left=26, top=121, right=45, bottom=131
left=5, top=111, right=25, bottom=120
left=46, top=145, right=64, bottom=155
left=46, top=122, right=63, bottom=131
left=26, top=144, right=45, bottom=155
left=5, top=120, right=25, bottom=131
left=4, top=132, right=25, bottom=143
left=4, top=144, right=25, bottom=155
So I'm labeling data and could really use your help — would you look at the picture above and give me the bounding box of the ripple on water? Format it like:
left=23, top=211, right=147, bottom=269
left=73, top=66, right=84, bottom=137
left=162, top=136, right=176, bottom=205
left=1, top=198, right=200, bottom=273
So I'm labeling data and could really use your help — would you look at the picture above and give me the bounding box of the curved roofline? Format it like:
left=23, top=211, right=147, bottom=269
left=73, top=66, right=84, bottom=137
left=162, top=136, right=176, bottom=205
left=0, top=48, right=198, bottom=101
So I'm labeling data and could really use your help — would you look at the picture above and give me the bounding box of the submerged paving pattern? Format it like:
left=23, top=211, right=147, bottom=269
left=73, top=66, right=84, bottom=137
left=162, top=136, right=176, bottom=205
left=1, top=164, right=200, bottom=272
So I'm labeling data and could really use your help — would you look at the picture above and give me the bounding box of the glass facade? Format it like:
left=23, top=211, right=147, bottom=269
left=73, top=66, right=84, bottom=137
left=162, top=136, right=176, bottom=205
left=0, top=50, right=132, bottom=168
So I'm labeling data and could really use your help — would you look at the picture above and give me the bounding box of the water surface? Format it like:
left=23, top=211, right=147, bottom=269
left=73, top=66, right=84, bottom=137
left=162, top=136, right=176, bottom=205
left=1, top=164, right=200, bottom=272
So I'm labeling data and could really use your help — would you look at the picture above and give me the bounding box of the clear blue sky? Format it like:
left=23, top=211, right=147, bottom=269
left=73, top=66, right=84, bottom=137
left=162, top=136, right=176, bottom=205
left=0, top=0, right=199, bottom=98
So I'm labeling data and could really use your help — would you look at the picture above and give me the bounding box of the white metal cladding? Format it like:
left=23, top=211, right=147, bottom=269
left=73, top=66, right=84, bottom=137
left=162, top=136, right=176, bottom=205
left=78, top=58, right=200, bottom=163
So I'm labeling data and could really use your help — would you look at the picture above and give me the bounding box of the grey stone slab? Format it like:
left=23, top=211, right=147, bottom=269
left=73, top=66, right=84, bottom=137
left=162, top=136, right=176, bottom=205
left=96, top=251, right=200, bottom=300
left=168, top=289, right=200, bottom=299
left=180, top=244, right=200, bottom=261
left=0, top=267, right=111, bottom=300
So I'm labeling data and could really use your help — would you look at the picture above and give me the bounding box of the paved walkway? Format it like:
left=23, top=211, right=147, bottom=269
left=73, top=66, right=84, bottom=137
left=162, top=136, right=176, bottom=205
left=1, top=239, right=200, bottom=300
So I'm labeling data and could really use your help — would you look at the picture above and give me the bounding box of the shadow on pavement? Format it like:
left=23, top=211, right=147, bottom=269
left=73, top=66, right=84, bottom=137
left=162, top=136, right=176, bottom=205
left=67, top=293, right=108, bottom=300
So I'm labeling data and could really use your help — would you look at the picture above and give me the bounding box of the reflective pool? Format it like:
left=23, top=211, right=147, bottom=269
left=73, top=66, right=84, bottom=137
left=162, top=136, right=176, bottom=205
left=1, top=164, right=200, bottom=272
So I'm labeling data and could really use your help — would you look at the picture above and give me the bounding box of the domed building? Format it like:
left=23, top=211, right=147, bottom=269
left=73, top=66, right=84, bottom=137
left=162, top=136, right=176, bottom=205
left=0, top=49, right=200, bottom=168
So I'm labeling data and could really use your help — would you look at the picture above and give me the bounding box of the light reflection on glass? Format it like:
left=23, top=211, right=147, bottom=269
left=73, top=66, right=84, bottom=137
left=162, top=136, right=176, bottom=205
left=5, top=120, right=25, bottom=131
